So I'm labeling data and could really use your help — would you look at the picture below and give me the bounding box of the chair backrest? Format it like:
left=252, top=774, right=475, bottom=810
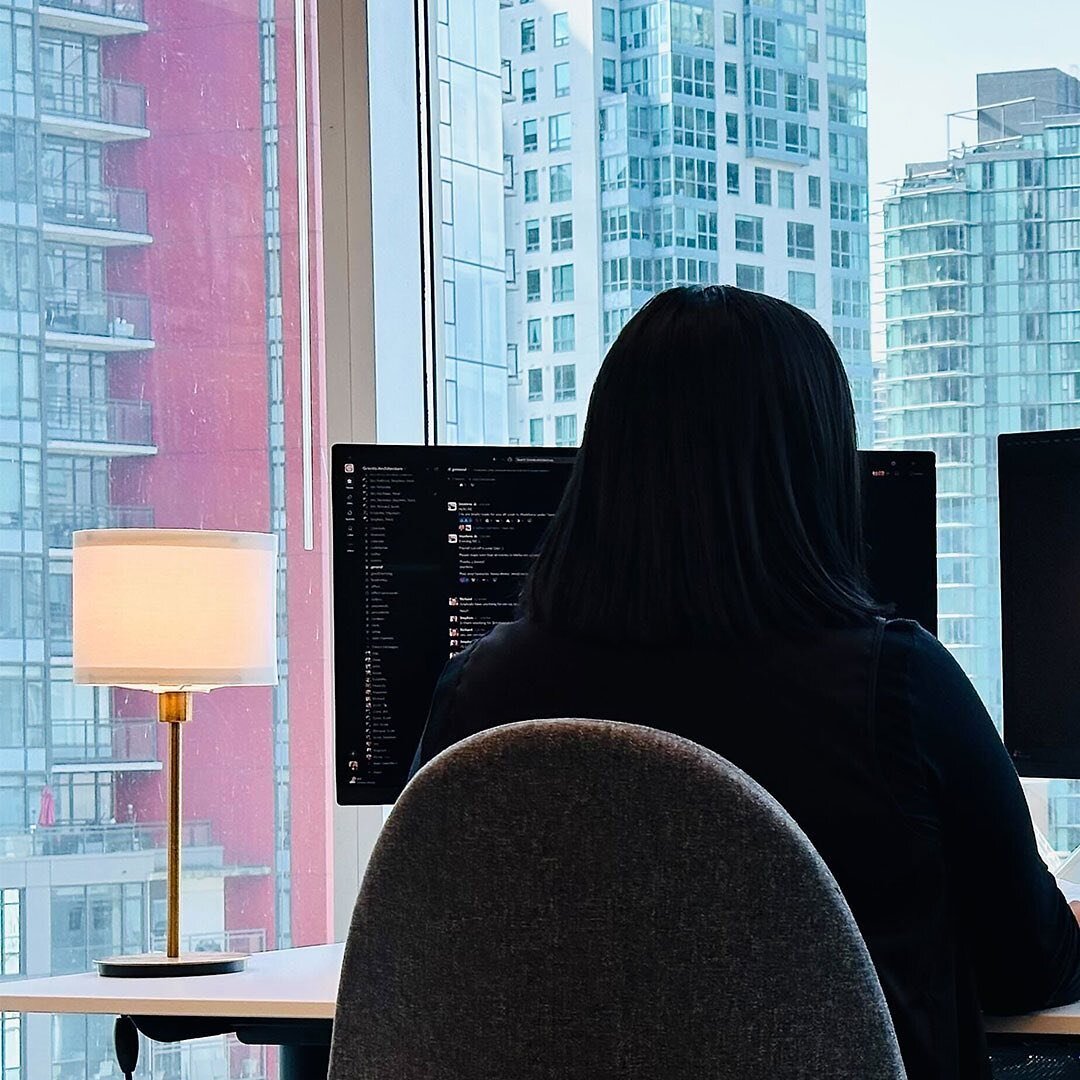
left=329, top=719, right=905, bottom=1080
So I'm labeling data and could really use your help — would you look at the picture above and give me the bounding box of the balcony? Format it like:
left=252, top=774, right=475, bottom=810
left=47, top=503, right=153, bottom=549
left=42, top=182, right=151, bottom=247
left=46, top=397, right=156, bottom=456
left=40, top=76, right=149, bottom=142
left=0, top=819, right=217, bottom=860
left=38, top=0, right=147, bottom=37
left=50, top=716, right=158, bottom=770
left=44, top=288, right=154, bottom=352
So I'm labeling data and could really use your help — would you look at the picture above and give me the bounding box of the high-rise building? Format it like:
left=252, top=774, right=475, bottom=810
left=0, top=1, right=331, bottom=1076
left=879, top=68, right=1080, bottom=741
left=498, top=0, right=871, bottom=447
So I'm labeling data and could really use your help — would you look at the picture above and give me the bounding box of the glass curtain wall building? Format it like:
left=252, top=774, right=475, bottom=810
left=494, top=0, right=871, bottom=448
left=878, top=69, right=1080, bottom=764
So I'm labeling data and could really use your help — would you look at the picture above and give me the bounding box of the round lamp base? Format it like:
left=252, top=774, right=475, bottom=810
left=96, top=953, right=247, bottom=978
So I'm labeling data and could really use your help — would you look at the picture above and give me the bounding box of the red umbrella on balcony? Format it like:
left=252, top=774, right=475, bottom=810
left=37, top=784, right=55, bottom=827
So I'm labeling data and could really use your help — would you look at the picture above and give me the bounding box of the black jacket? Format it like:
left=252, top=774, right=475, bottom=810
left=412, top=617, right=1080, bottom=1079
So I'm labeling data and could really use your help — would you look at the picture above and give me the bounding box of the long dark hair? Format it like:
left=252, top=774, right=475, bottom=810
left=522, top=285, right=879, bottom=644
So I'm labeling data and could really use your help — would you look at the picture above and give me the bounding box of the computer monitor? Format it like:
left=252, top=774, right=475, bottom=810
left=1000, top=429, right=1080, bottom=778
left=332, top=445, right=937, bottom=804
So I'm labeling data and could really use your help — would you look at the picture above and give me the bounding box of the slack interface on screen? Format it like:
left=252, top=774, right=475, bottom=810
left=332, top=445, right=575, bottom=804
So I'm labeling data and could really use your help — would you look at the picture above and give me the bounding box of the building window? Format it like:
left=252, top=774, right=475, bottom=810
left=552, top=264, right=575, bottom=302
left=555, top=414, right=578, bottom=446
left=736, top=264, right=765, bottom=292
left=808, top=174, right=821, bottom=208
left=521, top=19, right=536, bottom=52
left=808, top=77, right=820, bottom=111
left=522, top=118, right=538, bottom=153
left=501, top=59, right=513, bottom=97
left=529, top=417, right=544, bottom=445
left=550, top=163, right=573, bottom=202
left=725, top=112, right=738, bottom=145
left=600, top=7, right=616, bottom=42
left=555, top=62, right=570, bottom=98
left=554, top=364, right=576, bottom=402
left=526, top=267, right=541, bottom=302
left=751, top=16, right=777, bottom=58
left=778, top=170, right=795, bottom=209
left=527, top=318, right=542, bottom=351
left=735, top=215, right=764, bottom=253
left=549, top=113, right=571, bottom=151
left=521, top=68, right=537, bottom=103
left=722, top=11, right=737, bottom=45
left=754, top=167, right=772, bottom=206
left=524, top=169, right=538, bottom=203
left=0, top=890, right=20, bottom=975
left=787, top=221, right=815, bottom=260
left=752, top=67, right=778, bottom=109
left=551, top=214, right=573, bottom=251
left=788, top=270, right=816, bottom=310
left=553, top=12, right=569, bottom=46
left=505, top=249, right=516, bottom=283
left=602, top=58, right=617, bottom=93
left=525, top=218, right=540, bottom=253
left=527, top=368, right=543, bottom=401
left=726, top=162, right=740, bottom=195
left=503, top=154, right=515, bottom=190
left=553, top=314, right=575, bottom=352
left=724, top=63, right=738, bottom=96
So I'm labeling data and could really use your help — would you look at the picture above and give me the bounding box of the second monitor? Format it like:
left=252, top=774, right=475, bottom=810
left=333, top=445, right=937, bottom=804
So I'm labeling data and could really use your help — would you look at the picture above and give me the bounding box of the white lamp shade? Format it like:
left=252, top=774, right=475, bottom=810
left=73, top=529, right=279, bottom=692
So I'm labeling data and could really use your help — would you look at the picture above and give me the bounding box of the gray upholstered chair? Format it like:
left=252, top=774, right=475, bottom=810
left=328, top=719, right=906, bottom=1080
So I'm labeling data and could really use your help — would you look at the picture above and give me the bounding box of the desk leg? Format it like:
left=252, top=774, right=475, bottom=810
left=281, top=1042, right=331, bottom=1079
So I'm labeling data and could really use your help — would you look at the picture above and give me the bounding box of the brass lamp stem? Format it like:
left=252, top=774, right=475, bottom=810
left=158, top=691, right=191, bottom=960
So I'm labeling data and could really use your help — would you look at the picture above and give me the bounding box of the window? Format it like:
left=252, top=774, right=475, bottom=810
left=524, top=169, right=539, bottom=202
left=549, top=113, right=571, bottom=151
left=529, top=417, right=545, bottom=445
left=726, top=162, right=740, bottom=195
left=808, top=174, right=822, bottom=208
left=736, top=264, right=765, bottom=292
left=553, top=314, right=576, bottom=352
left=521, top=18, right=536, bottom=52
left=521, top=68, right=537, bottom=103
left=778, top=170, right=795, bottom=209
left=602, top=58, right=617, bottom=93
left=526, top=267, right=541, bottom=302
left=552, top=214, right=574, bottom=251
left=555, top=62, right=570, bottom=98
left=788, top=270, right=817, bottom=310
left=555, top=413, right=578, bottom=446
left=523, top=118, right=538, bottom=152
left=722, top=11, right=737, bottom=44
left=501, top=59, right=513, bottom=97
left=528, top=368, right=543, bottom=401
left=553, top=12, right=570, bottom=46
left=552, top=264, right=575, bottom=302
left=787, top=221, right=815, bottom=260
left=554, top=364, right=576, bottom=402
left=752, top=67, right=778, bottom=109
left=725, top=112, right=739, bottom=145
left=527, top=318, right=542, bottom=351
left=752, top=16, right=777, bottom=58
left=724, top=63, right=738, bottom=95
left=735, top=215, right=764, bottom=253
left=550, top=164, right=573, bottom=202
left=754, top=167, right=772, bottom=206
left=601, top=7, right=616, bottom=42
left=525, top=218, right=540, bottom=252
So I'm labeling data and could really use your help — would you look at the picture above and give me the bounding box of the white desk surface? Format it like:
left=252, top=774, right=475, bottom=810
left=0, top=943, right=343, bottom=1020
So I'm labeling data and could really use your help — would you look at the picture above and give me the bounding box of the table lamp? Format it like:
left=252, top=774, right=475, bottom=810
left=72, top=529, right=278, bottom=978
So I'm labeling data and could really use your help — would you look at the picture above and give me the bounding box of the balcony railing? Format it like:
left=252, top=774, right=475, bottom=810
left=41, top=0, right=145, bottom=20
left=42, top=181, right=148, bottom=236
left=50, top=717, right=156, bottom=765
left=150, top=928, right=267, bottom=956
left=0, top=819, right=215, bottom=859
left=44, top=288, right=151, bottom=341
left=47, top=504, right=153, bottom=548
left=46, top=397, right=153, bottom=447
left=39, top=75, right=147, bottom=129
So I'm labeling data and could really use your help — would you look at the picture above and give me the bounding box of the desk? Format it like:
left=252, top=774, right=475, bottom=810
left=0, top=942, right=342, bottom=1079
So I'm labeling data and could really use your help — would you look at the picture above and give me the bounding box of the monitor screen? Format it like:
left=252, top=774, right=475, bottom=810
left=333, top=445, right=937, bottom=804
left=1000, top=429, right=1080, bottom=778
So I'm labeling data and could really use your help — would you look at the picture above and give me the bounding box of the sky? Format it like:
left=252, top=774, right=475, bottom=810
left=865, top=0, right=1080, bottom=346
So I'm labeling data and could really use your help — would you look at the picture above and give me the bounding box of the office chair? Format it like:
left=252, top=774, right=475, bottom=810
left=328, top=719, right=905, bottom=1080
